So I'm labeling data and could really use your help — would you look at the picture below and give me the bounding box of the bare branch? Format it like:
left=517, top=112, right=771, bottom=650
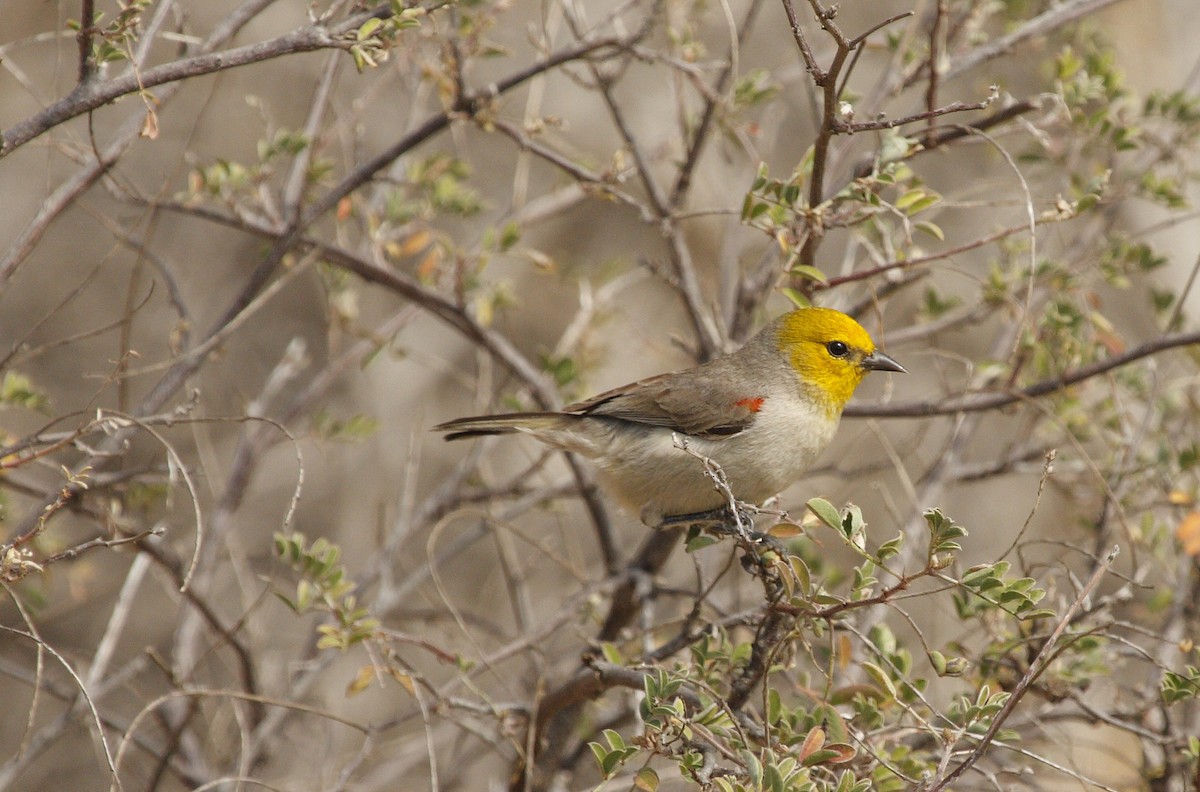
left=834, top=95, right=993, bottom=134
left=845, top=328, right=1200, bottom=418
left=944, top=0, right=1128, bottom=82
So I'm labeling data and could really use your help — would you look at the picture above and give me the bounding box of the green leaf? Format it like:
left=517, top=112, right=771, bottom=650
left=357, top=17, right=383, bottom=41
left=781, top=288, right=811, bottom=308
left=877, top=534, right=903, bottom=561
left=961, top=564, right=999, bottom=587
left=801, top=748, right=844, bottom=767
left=807, top=498, right=842, bottom=531
left=600, top=642, right=623, bottom=665
left=797, top=145, right=816, bottom=176
left=351, top=47, right=369, bottom=72
left=498, top=222, right=520, bottom=251
left=842, top=504, right=866, bottom=541
left=741, top=193, right=757, bottom=221
left=741, top=749, right=763, bottom=786
left=789, top=556, right=812, bottom=593
left=894, top=189, right=927, bottom=210
left=589, top=742, right=610, bottom=774
left=929, top=650, right=946, bottom=675
left=764, top=762, right=785, bottom=792
left=751, top=163, right=769, bottom=190
left=789, top=264, right=828, bottom=283
left=862, top=661, right=898, bottom=700
left=915, top=220, right=944, bottom=240
left=1020, top=608, right=1057, bottom=620
left=902, top=194, right=940, bottom=215
left=0, top=371, right=49, bottom=411
left=602, top=729, right=625, bottom=751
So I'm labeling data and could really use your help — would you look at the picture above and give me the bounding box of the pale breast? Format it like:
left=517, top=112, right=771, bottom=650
left=585, top=394, right=839, bottom=519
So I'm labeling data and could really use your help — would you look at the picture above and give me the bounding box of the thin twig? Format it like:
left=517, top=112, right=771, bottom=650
left=0, top=0, right=280, bottom=287
left=924, top=0, right=948, bottom=147
left=834, top=96, right=992, bottom=134
left=2, top=26, right=338, bottom=157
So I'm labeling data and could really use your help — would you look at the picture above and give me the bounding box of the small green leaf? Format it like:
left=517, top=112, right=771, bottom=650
left=741, top=749, right=763, bottom=786
left=1020, top=608, right=1057, bottom=620
left=915, top=220, right=944, bottom=240
left=763, top=762, right=785, bottom=792
left=589, top=743, right=610, bottom=774
left=877, top=535, right=903, bottom=561
left=781, top=288, right=811, bottom=308
left=789, top=556, right=812, bottom=592
left=961, top=564, right=997, bottom=587
left=929, top=650, right=946, bottom=675
left=894, top=189, right=927, bottom=210
left=807, top=498, right=842, bottom=530
left=0, top=371, right=49, bottom=411
left=600, top=642, right=623, bottom=665
left=357, top=17, right=383, bottom=41
left=902, top=194, right=940, bottom=215
left=801, top=748, right=844, bottom=767
left=862, top=661, right=898, bottom=699
left=790, top=264, right=828, bottom=283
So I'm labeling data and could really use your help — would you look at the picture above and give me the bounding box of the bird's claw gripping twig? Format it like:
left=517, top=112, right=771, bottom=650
left=658, top=504, right=753, bottom=534
left=658, top=505, right=787, bottom=557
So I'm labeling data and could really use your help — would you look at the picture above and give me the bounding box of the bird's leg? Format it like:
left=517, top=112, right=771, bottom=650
left=664, top=436, right=761, bottom=540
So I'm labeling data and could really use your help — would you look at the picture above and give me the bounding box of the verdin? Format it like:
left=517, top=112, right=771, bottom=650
left=435, top=307, right=904, bottom=525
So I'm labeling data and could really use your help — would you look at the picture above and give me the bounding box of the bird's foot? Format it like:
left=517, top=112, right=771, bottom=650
left=658, top=505, right=787, bottom=556
left=658, top=505, right=751, bottom=533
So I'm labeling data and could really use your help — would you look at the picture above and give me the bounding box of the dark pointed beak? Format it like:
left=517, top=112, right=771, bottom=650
left=862, top=350, right=906, bottom=374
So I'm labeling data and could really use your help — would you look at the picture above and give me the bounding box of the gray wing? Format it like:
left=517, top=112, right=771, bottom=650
left=565, top=362, right=764, bottom=439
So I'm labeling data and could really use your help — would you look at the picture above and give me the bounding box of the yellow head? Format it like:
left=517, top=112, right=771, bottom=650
left=776, top=307, right=905, bottom=413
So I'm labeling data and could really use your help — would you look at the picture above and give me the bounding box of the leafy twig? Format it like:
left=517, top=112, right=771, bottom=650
left=927, top=546, right=1120, bottom=791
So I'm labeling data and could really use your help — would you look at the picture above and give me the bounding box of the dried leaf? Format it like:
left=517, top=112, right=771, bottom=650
left=798, top=727, right=825, bottom=761
left=389, top=668, right=416, bottom=695
left=399, top=229, right=433, bottom=257
left=1177, top=511, right=1200, bottom=556
left=140, top=108, right=159, bottom=140
left=633, top=768, right=659, bottom=791
left=1168, top=490, right=1194, bottom=506
left=768, top=522, right=805, bottom=538
left=347, top=665, right=375, bottom=696
left=417, top=246, right=443, bottom=281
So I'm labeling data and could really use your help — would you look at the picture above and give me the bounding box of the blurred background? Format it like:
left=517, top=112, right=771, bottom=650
left=2, top=1, right=1199, bottom=789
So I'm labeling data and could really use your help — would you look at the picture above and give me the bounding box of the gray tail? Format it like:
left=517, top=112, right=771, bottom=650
left=433, top=412, right=560, bottom=441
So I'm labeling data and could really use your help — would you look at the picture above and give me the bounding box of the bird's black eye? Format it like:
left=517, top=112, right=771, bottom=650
left=826, top=340, right=849, bottom=358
